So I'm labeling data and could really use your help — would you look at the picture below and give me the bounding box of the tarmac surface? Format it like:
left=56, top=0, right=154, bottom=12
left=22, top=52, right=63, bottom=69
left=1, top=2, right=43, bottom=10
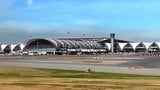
left=0, top=55, right=160, bottom=76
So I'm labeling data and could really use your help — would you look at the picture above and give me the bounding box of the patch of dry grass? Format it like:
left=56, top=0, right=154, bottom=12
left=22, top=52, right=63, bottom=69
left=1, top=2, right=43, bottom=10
left=0, top=66, right=160, bottom=90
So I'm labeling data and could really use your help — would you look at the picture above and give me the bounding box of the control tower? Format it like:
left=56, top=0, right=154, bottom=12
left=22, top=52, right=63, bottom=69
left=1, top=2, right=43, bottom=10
left=110, top=33, right=115, bottom=53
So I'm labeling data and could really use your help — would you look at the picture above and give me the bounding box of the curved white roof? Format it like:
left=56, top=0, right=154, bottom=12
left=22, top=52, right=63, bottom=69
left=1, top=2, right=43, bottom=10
left=73, top=41, right=81, bottom=48
left=67, top=40, right=77, bottom=49
left=23, top=38, right=105, bottom=51
left=83, top=42, right=91, bottom=49
left=155, top=42, right=160, bottom=48
left=61, top=40, right=71, bottom=48
left=97, top=43, right=102, bottom=49
left=90, top=42, right=97, bottom=49
left=86, top=41, right=94, bottom=49
left=76, top=41, right=82, bottom=48
left=78, top=41, right=86, bottom=49
left=25, top=38, right=59, bottom=49
left=54, top=39, right=65, bottom=48
left=49, top=39, right=58, bottom=48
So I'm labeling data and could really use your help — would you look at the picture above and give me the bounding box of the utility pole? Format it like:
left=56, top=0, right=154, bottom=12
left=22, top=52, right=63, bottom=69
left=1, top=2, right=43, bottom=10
left=36, top=42, right=39, bottom=49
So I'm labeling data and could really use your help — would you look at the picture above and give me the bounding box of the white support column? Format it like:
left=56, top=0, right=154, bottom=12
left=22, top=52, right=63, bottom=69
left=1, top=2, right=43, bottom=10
left=20, top=44, right=25, bottom=52
left=1, top=44, right=7, bottom=52
left=10, top=44, right=17, bottom=53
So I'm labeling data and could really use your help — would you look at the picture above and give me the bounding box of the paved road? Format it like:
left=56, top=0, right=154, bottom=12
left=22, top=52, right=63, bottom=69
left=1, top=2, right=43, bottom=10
left=0, top=56, right=160, bottom=76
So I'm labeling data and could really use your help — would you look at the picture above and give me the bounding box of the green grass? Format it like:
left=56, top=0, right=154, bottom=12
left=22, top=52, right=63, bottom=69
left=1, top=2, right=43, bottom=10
left=0, top=66, right=158, bottom=79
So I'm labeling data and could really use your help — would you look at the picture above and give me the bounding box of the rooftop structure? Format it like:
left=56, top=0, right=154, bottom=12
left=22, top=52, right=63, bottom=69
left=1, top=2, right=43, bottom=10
left=1, top=33, right=160, bottom=55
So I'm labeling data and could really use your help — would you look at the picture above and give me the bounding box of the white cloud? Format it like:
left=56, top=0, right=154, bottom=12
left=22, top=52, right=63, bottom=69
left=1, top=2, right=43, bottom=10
left=27, top=0, right=33, bottom=5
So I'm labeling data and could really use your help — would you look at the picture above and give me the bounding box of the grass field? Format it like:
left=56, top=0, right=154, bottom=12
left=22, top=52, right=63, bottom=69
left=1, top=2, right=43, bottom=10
left=0, top=66, right=160, bottom=90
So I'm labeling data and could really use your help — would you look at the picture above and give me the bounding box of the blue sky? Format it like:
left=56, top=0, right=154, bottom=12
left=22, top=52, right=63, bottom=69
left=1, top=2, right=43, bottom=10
left=0, top=0, right=160, bottom=43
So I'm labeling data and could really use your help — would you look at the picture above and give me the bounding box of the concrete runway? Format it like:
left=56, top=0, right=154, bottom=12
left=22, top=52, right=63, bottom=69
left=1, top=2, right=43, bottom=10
left=0, top=56, right=160, bottom=76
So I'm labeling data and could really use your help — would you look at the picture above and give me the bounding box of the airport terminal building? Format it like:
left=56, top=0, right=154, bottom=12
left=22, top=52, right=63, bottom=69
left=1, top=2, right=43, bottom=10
left=1, top=33, right=160, bottom=55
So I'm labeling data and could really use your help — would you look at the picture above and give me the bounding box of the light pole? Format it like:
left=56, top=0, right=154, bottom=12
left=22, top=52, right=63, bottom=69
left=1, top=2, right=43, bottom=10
left=36, top=42, right=39, bottom=50
left=67, top=32, right=70, bottom=38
